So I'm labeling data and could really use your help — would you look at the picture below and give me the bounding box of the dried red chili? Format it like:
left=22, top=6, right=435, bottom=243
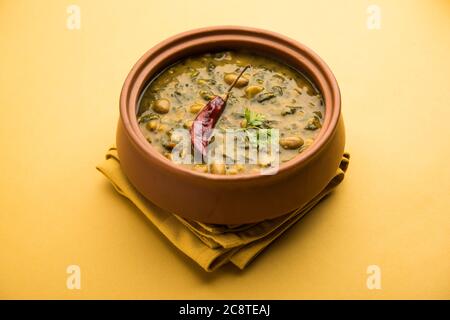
left=190, top=65, right=250, bottom=159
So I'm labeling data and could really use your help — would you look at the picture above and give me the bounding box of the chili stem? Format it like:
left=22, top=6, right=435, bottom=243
left=224, top=65, right=251, bottom=100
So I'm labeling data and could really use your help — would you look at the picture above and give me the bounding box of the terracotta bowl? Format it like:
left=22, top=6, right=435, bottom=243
left=117, top=26, right=345, bottom=224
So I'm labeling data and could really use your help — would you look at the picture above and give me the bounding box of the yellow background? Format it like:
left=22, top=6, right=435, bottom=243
left=1, top=0, right=449, bottom=299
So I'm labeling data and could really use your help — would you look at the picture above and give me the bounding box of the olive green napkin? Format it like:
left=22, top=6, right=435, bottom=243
left=96, top=147, right=350, bottom=271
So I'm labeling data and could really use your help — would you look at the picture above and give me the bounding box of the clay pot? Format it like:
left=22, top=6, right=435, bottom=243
left=117, top=26, right=345, bottom=224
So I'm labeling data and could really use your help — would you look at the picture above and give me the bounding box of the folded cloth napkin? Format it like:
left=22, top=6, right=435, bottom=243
left=97, top=147, right=350, bottom=271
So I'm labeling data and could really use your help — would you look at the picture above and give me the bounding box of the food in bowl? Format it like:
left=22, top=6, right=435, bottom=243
left=117, top=26, right=345, bottom=224
left=136, top=50, right=324, bottom=175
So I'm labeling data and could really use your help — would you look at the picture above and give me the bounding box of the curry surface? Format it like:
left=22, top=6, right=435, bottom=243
left=137, top=51, right=324, bottom=175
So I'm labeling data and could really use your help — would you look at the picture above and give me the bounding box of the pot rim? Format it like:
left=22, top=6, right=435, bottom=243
left=119, top=25, right=341, bottom=182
